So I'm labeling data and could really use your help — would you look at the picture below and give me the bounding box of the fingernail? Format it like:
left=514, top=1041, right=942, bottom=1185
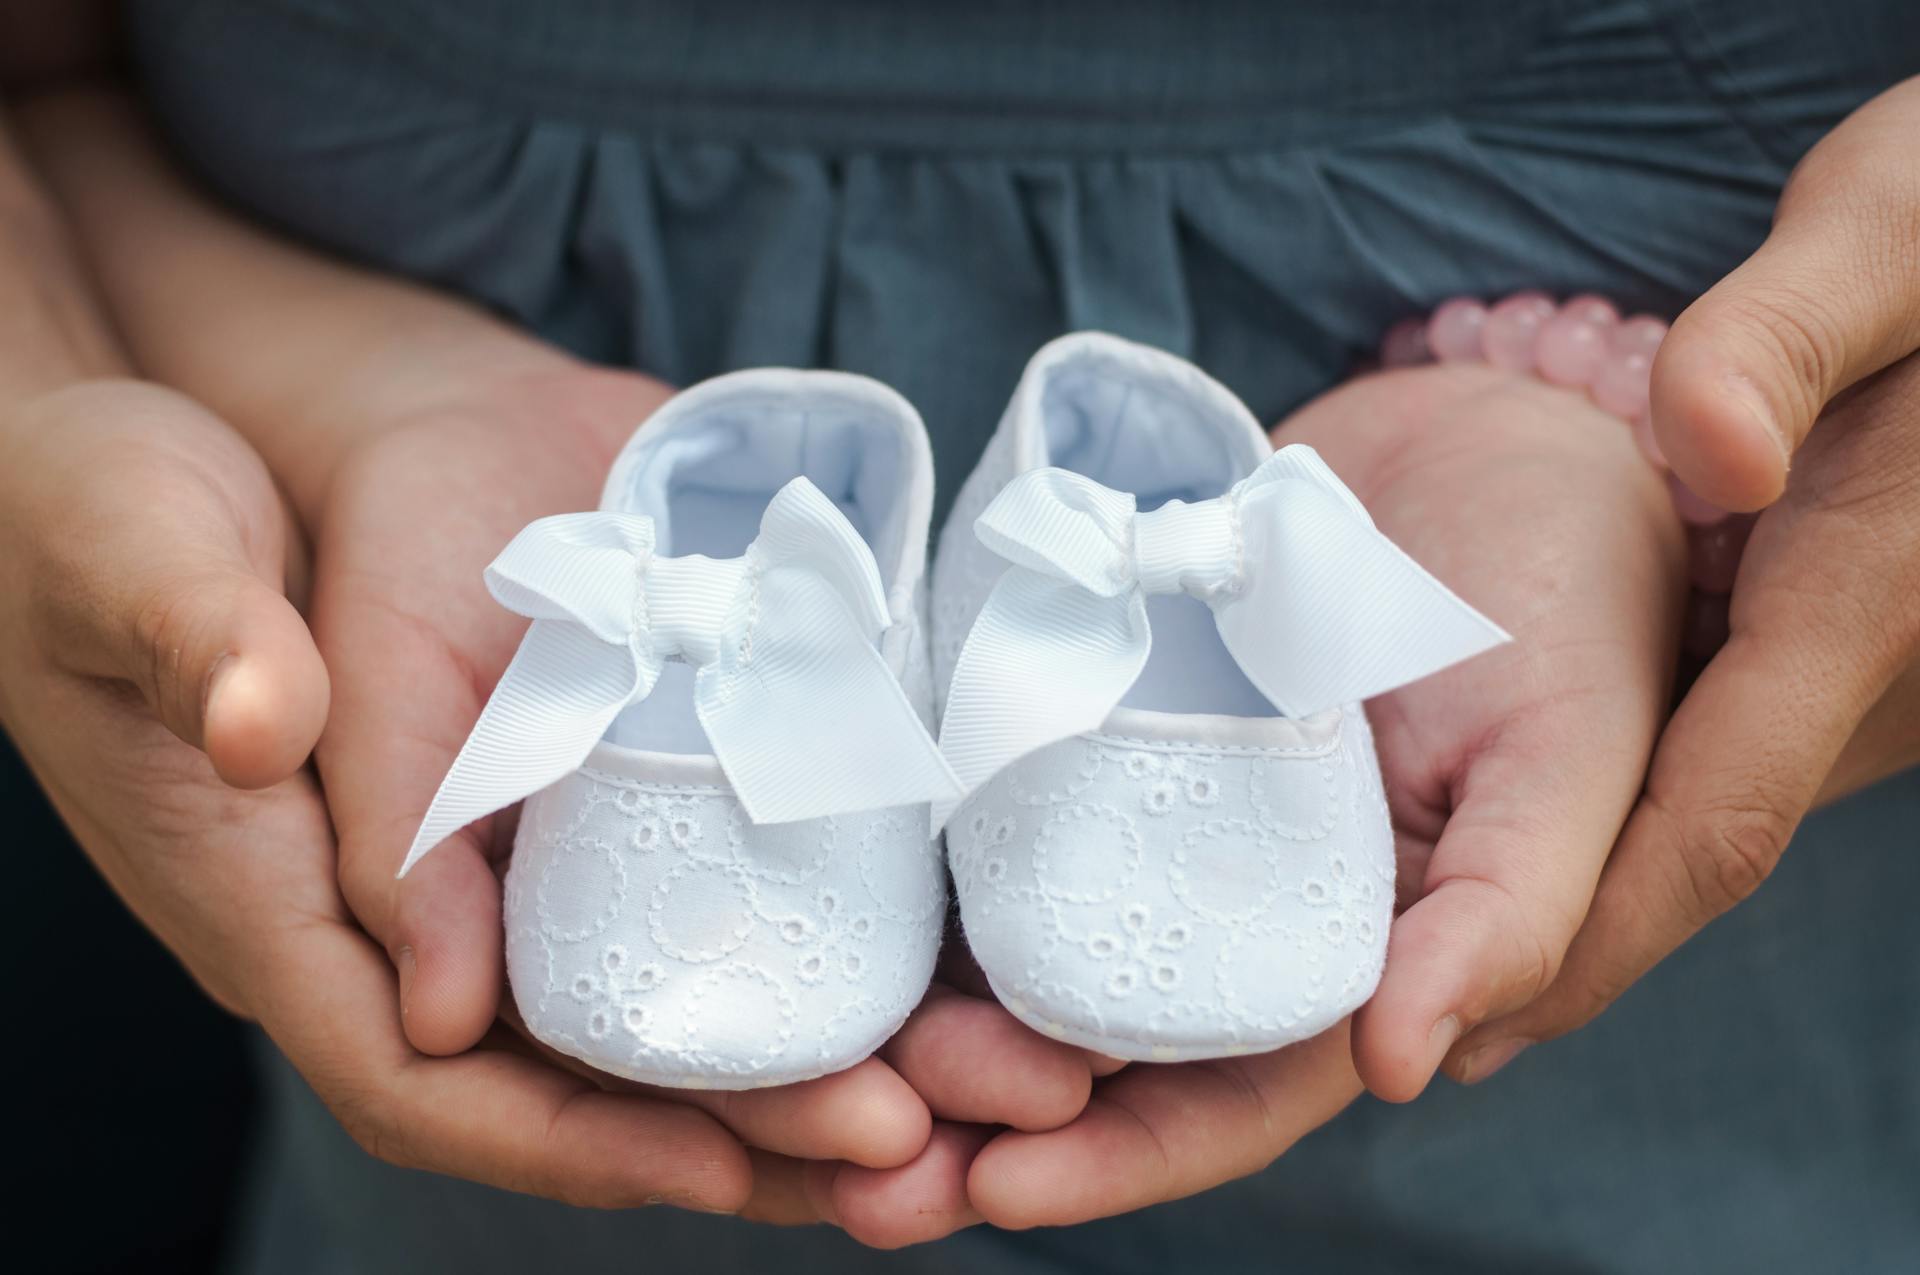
left=1456, top=1037, right=1531, bottom=1085
left=1427, top=1013, right=1463, bottom=1064
left=396, top=946, right=416, bottom=1020
left=1723, top=370, right=1790, bottom=466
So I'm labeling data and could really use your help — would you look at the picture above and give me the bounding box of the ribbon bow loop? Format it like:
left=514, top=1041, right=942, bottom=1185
left=485, top=512, right=658, bottom=646
left=402, top=478, right=957, bottom=877
left=934, top=444, right=1510, bottom=831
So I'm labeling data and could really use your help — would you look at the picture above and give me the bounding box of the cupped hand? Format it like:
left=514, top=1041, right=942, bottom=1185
left=962, top=357, right=1688, bottom=1226
left=313, top=354, right=1106, bottom=1243
left=1448, top=76, right=1920, bottom=1069
left=0, top=381, right=763, bottom=1211
left=10, top=79, right=1103, bottom=1238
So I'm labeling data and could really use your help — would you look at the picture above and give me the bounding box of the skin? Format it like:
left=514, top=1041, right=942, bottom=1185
left=1449, top=80, right=1920, bottom=1075
left=966, top=359, right=1689, bottom=1225
left=11, top=84, right=1099, bottom=1246
left=0, top=179, right=758, bottom=1211
left=3, top=4, right=1915, bottom=1242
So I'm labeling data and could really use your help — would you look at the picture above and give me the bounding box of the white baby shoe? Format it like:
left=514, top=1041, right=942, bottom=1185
left=931, top=333, right=1508, bottom=1062
left=404, top=369, right=959, bottom=1089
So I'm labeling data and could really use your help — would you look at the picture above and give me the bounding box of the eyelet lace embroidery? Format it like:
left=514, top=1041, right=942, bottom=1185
left=505, top=770, right=943, bottom=1084
left=949, top=711, right=1394, bottom=1051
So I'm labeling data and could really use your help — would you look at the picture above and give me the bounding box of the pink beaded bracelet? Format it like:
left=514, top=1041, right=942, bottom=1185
left=1379, top=292, right=1756, bottom=658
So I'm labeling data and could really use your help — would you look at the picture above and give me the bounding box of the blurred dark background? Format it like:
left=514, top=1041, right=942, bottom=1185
left=8, top=733, right=254, bottom=1274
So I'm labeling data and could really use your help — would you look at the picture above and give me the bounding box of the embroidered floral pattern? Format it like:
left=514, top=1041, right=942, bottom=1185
left=946, top=712, right=1395, bottom=1058
left=566, top=943, right=668, bottom=1043
left=505, top=766, right=943, bottom=1087
left=932, top=406, right=1397, bottom=1060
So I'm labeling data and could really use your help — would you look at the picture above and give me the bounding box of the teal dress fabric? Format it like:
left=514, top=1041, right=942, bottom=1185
left=125, top=2, right=1920, bottom=1271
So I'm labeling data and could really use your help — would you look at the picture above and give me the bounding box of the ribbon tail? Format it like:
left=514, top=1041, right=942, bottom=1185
left=697, top=565, right=960, bottom=825
left=398, top=620, right=643, bottom=877
left=1215, top=481, right=1511, bottom=718
left=933, top=568, right=1150, bottom=832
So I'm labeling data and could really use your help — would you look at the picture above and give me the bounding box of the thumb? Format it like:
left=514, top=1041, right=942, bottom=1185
left=1650, top=76, right=1920, bottom=511
left=26, top=386, right=330, bottom=788
left=116, top=562, right=330, bottom=789
left=1449, top=603, right=1885, bottom=1070
left=1351, top=686, right=1657, bottom=1102
left=1453, top=408, right=1920, bottom=1069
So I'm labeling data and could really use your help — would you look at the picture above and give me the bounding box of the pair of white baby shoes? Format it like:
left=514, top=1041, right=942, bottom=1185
left=402, top=333, right=1507, bottom=1088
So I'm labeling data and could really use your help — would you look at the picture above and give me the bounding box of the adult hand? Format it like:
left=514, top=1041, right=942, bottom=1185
left=963, top=360, right=1688, bottom=1225
left=17, top=88, right=1102, bottom=1244
left=1450, top=76, right=1920, bottom=1073
left=0, top=381, right=757, bottom=1211
left=315, top=359, right=1119, bottom=1242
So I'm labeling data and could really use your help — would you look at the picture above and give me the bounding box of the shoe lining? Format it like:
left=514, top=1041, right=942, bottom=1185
left=1041, top=363, right=1278, bottom=718
left=605, top=394, right=915, bottom=755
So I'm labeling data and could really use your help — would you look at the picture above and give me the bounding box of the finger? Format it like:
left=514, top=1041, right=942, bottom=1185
left=967, top=1024, right=1360, bottom=1229
left=1350, top=673, right=1662, bottom=1101
left=1457, top=560, right=1917, bottom=1075
left=313, top=450, right=524, bottom=1055
left=1459, top=350, right=1920, bottom=1073
left=257, top=905, right=754, bottom=1212
left=880, top=984, right=1093, bottom=1131
left=682, top=1060, right=931, bottom=1169
left=933, top=933, right=1125, bottom=1077
left=1650, top=77, right=1920, bottom=509
left=500, top=997, right=933, bottom=1168
left=1820, top=657, right=1920, bottom=804
left=23, top=385, right=328, bottom=788
left=736, top=1150, right=829, bottom=1227
left=815, top=1122, right=991, bottom=1249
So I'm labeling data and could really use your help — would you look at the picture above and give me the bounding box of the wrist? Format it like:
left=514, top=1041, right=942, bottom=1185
left=1378, top=293, right=1750, bottom=662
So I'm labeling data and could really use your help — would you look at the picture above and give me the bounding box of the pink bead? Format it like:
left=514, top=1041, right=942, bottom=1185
left=1610, top=314, right=1668, bottom=359
left=1669, top=474, right=1731, bottom=526
left=1688, top=514, right=1757, bottom=593
left=1683, top=593, right=1731, bottom=657
left=1380, top=317, right=1433, bottom=368
left=1481, top=291, right=1557, bottom=371
left=1536, top=310, right=1610, bottom=387
left=1428, top=297, right=1489, bottom=362
left=1630, top=410, right=1668, bottom=469
left=1561, top=293, right=1620, bottom=328
left=1591, top=351, right=1653, bottom=418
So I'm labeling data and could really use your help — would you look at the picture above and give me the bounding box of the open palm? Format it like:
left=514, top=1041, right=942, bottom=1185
left=962, top=360, right=1687, bottom=1226
left=311, top=359, right=1101, bottom=1242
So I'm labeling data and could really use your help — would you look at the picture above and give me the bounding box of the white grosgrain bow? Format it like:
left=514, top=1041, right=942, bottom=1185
left=933, top=444, right=1510, bottom=831
left=401, top=478, right=959, bottom=876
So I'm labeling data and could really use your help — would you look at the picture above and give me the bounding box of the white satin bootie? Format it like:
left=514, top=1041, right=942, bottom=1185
left=931, top=334, right=1507, bottom=1061
left=405, top=370, right=958, bottom=1088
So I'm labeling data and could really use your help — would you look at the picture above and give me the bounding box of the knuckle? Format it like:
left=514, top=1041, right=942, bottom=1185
left=1554, top=967, right=1624, bottom=1036
left=127, top=575, right=221, bottom=722
left=1482, top=882, right=1563, bottom=1011
left=332, top=1086, right=417, bottom=1171
left=1512, top=924, right=1561, bottom=1009
left=1438, top=871, right=1566, bottom=1012
left=1783, top=122, right=1920, bottom=252
left=1715, top=284, right=1845, bottom=408
left=1680, top=802, right=1795, bottom=920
